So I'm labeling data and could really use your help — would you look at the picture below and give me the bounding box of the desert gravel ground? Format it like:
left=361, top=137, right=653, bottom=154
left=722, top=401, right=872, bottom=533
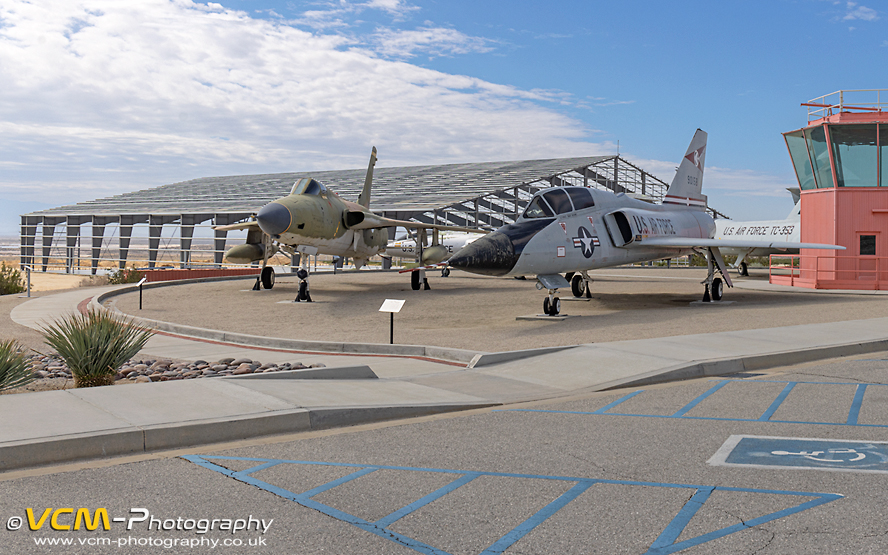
left=102, top=267, right=888, bottom=353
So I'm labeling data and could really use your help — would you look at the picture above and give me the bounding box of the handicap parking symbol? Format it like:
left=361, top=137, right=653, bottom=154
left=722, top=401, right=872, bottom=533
left=709, top=435, right=888, bottom=473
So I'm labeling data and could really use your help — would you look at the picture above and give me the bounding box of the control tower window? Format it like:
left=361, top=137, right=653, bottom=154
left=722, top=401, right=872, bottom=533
left=881, top=125, right=888, bottom=187
left=566, top=187, right=595, bottom=210
left=523, top=196, right=554, bottom=219
left=831, top=124, right=877, bottom=187
left=785, top=131, right=817, bottom=190
left=542, top=188, right=574, bottom=215
left=804, top=125, right=835, bottom=189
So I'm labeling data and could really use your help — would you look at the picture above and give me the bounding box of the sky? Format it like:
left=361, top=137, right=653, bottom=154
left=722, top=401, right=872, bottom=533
left=0, top=0, right=886, bottom=235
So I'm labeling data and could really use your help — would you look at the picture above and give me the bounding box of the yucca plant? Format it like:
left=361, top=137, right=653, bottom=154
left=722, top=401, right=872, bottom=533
left=0, top=339, right=35, bottom=392
left=41, top=309, right=154, bottom=388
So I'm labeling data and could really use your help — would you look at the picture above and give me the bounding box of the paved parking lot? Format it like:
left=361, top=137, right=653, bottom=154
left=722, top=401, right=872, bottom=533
left=2, top=350, right=888, bottom=553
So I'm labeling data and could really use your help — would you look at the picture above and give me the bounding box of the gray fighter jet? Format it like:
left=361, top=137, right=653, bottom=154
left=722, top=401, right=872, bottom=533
left=448, top=130, right=844, bottom=315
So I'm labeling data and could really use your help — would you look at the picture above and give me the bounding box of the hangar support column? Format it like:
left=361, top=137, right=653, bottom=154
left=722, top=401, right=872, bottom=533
left=91, top=216, right=115, bottom=275
left=41, top=217, right=63, bottom=271
left=148, top=215, right=178, bottom=269
left=214, top=214, right=231, bottom=267
left=19, top=216, right=37, bottom=268
left=119, top=215, right=147, bottom=269
left=66, top=217, right=88, bottom=274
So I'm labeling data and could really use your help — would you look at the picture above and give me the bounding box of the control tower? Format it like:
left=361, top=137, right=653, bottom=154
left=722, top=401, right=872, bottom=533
left=778, top=89, right=888, bottom=289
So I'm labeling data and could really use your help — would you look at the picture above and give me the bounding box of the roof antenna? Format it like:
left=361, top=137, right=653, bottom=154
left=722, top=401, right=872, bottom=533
left=617, top=140, right=620, bottom=156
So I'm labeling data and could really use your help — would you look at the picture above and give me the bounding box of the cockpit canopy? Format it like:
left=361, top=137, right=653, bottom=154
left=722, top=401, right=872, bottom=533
left=290, top=178, right=327, bottom=196
left=522, top=186, right=595, bottom=219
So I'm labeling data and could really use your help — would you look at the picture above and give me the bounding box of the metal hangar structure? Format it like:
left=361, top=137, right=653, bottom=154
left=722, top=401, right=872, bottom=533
left=19, top=154, right=726, bottom=273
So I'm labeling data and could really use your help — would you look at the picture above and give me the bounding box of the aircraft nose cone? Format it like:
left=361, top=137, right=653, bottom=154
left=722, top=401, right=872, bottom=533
left=448, top=232, right=517, bottom=276
left=256, top=202, right=291, bottom=236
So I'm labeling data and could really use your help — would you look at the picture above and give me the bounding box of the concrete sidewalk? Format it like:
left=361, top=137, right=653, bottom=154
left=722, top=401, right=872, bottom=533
left=3, top=283, right=888, bottom=472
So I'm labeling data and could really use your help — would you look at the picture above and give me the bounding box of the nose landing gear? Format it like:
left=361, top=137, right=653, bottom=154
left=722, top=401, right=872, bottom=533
left=543, top=291, right=562, bottom=316
left=295, top=263, right=312, bottom=302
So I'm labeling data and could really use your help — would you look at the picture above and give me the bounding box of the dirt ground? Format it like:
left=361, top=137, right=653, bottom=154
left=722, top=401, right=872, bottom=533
left=103, top=267, right=888, bottom=353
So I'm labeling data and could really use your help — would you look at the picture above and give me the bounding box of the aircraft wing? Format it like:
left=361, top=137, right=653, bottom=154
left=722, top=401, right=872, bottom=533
left=348, top=213, right=487, bottom=234
left=631, top=237, right=845, bottom=250
left=213, top=220, right=260, bottom=232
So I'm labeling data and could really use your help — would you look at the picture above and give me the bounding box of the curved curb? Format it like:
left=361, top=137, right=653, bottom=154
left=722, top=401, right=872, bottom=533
left=91, top=281, right=481, bottom=364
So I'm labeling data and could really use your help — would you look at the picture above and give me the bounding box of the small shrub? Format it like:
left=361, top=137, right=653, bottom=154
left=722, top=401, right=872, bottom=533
left=0, top=263, right=25, bottom=295
left=79, top=275, right=110, bottom=288
left=108, top=266, right=145, bottom=285
left=0, top=339, right=35, bottom=392
left=41, top=309, right=154, bottom=388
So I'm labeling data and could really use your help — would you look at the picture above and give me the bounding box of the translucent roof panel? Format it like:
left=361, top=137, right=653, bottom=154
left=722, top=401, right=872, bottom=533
left=26, top=156, right=611, bottom=217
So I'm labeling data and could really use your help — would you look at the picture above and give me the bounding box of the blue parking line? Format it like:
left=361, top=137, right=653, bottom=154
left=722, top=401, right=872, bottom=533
left=234, top=460, right=282, bottom=477
left=758, top=382, right=796, bottom=421
left=672, top=381, right=730, bottom=417
left=718, top=378, right=888, bottom=386
left=375, top=473, right=481, bottom=529
left=480, top=480, right=596, bottom=555
left=649, top=492, right=841, bottom=555
left=592, top=390, right=643, bottom=414
left=647, top=487, right=713, bottom=552
left=185, top=455, right=843, bottom=555
left=508, top=409, right=888, bottom=428
left=847, top=384, right=868, bottom=425
left=300, top=467, right=378, bottom=498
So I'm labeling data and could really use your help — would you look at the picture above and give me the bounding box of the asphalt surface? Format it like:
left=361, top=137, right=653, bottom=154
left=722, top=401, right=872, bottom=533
left=2, top=351, right=888, bottom=554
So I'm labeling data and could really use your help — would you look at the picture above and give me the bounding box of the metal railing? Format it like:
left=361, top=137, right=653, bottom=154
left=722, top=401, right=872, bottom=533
left=769, top=254, right=888, bottom=288
left=804, top=89, right=887, bottom=122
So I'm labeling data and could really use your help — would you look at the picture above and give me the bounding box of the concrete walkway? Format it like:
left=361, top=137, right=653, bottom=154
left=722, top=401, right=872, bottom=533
left=3, top=282, right=888, bottom=471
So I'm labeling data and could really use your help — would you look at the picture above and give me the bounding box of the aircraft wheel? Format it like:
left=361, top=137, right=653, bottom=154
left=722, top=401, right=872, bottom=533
left=551, top=297, right=561, bottom=315
left=739, top=262, right=749, bottom=276
left=711, top=278, right=723, bottom=301
left=543, top=297, right=550, bottom=315
left=411, top=270, right=421, bottom=290
left=297, top=280, right=312, bottom=302
left=442, top=268, right=451, bottom=277
left=570, top=274, right=585, bottom=297
left=261, top=266, right=275, bottom=289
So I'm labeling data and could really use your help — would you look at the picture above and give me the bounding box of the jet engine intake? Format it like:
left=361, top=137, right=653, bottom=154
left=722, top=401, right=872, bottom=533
left=344, top=211, right=365, bottom=228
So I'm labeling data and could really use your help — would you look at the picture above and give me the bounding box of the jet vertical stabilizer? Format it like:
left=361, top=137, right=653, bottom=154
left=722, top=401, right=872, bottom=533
left=664, top=128, right=707, bottom=209
left=358, top=146, right=377, bottom=209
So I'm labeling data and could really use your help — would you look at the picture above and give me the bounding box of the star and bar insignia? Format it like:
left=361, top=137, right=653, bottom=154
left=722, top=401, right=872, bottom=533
left=572, top=226, right=599, bottom=258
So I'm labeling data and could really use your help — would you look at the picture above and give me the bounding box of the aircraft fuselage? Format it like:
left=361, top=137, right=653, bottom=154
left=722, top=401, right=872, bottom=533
left=259, top=190, right=388, bottom=260
left=449, top=187, right=714, bottom=277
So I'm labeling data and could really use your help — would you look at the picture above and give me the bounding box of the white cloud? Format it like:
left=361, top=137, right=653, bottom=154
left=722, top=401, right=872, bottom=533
left=0, top=0, right=608, bottom=209
left=287, top=0, right=418, bottom=30
left=363, top=0, right=419, bottom=18
left=843, top=2, right=878, bottom=21
left=372, top=26, right=496, bottom=59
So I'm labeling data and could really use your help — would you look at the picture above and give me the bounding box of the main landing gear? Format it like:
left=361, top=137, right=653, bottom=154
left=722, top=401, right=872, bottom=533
left=410, top=269, right=431, bottom=291
left=738, top=261, right=749, bottom=276
left=254, top=266, right=276, bottom=290
left=700, top=247, right=730, bottom=302
left=567, top=271, right=593, bottom=298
